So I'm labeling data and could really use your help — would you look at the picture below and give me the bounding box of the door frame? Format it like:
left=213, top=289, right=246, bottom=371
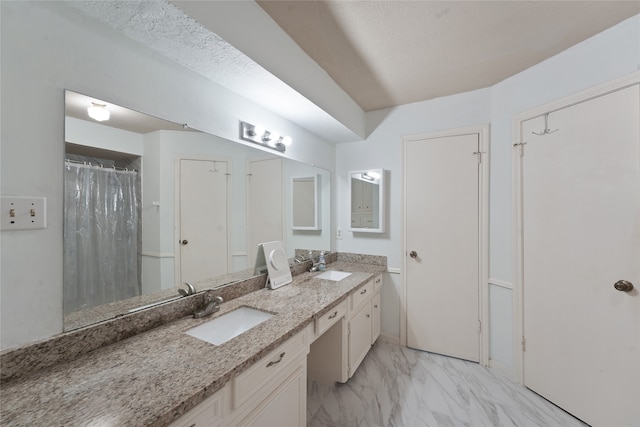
left=511, top=71, right=640, bottom=384
left=174, top=154, right=232, bottom=286
left=401, top=124, right=490, bottom=367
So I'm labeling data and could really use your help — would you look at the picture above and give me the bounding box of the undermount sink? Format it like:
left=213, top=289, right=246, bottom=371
left=315, top=270, right=352, bottom=281
left=185, top=306, right=273, bottom=346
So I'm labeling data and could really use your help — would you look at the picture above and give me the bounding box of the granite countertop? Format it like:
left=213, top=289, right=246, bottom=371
left=0, top=261, right=385, bottom=427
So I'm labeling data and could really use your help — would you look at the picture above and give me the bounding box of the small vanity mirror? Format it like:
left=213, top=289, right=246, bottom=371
left=291, top=175, right=321, bottom=230
left=349, top=169, right=385, bottom=233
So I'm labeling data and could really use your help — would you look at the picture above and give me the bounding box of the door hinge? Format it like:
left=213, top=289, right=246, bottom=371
left=522, top=336, right=526, bottom=352
left=513, top=142, right=527, bottom=157
left=477, top=320, right=482, bottom=333
left=473, top=151, right=485, bottom=164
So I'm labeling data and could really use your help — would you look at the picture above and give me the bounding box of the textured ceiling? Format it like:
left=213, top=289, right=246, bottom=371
left=65, top=0, right=639, bottom=142
left=257, top=1, right=640, bottom=111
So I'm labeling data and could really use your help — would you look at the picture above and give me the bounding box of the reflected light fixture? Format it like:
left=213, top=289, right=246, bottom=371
left=361, top=172, right=376, bottom=182
left=87, top=102, right=110, bottom=122
left=240, top=121, right=291, bottom=153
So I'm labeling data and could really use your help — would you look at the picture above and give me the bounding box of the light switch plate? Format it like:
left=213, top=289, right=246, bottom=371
left=1, top=196, right=47, bottom=230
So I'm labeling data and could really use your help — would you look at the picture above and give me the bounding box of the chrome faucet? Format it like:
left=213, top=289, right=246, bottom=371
left=193, top=290, right=224, bottom=318
left=309, top=261, right=322, bottom=272
left=178, top=282, right=196, bottom=297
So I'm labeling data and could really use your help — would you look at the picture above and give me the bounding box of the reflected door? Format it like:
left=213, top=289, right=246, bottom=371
left=247, top=157, right=284, bottom=268
left=179, top=158, right=230, bottom=283
left=521, top=84, right=640, bottom=426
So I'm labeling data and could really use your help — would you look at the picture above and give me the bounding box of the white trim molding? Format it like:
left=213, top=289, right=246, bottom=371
left=488, top=278, right=513, bottom=290
left=387, top=267, right=401, bottom=274
left=141, top=252, right=175, bottom=258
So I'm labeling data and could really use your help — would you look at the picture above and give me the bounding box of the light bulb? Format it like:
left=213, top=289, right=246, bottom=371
left=87, top=103, right=110, bottom=122
left=281, top=136, right=292, bottom=146
left=253, top=124, right=265, bottom=139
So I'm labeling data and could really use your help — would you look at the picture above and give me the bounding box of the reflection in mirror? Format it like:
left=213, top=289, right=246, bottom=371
left=291, top=175, right=321, bottom=230
left=349, top=169, right=385, bottom=233
left=63, top=91, right=330, bottom=331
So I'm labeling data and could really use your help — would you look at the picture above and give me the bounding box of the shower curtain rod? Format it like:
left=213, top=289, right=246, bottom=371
left=65, top=158, right=137, bottom=173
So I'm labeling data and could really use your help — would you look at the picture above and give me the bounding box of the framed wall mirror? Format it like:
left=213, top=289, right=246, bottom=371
left=63, top=90, right=331, bottom=331
left=291, top=175, right=321, bottom=230
left=349, top=169, right=385, bottom=233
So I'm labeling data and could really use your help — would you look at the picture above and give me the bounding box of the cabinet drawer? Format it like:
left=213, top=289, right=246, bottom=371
left=373, top=274, right=382, bottom=292
left=169, top=386, right=225, bottom=427
left=350, top=280, right=373, bottom=311
left=315, top=300, right=347, bottom=337
left=234, top=330, right=307, bottom=409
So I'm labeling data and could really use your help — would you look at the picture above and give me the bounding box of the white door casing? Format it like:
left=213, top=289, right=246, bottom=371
left=402, top=125, right=489, bottom=365
left=514, top=74, right=640, bottom=426
left=176, top=157, right=230, bottom=284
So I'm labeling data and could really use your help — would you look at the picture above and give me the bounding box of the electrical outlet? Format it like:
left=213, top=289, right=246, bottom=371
left=1, top=196, right=47, bottom=230
left=336, top=228, right=343, bottom=239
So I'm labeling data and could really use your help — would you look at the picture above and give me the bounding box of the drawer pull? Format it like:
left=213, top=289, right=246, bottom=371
left=376, top=278, right=381, bottom=283
left=360, top=289, right=367, bottom=295
left=267, top=352, right=286, bottom=367
left=374, top=304, right=378, bottom=309
left=366, top=314, right=371, bottom=318
left=328, top=311, right=338, bottom=319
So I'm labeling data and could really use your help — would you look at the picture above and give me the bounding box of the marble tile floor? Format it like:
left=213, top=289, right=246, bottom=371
left=307, top=340, right=587, bottom=427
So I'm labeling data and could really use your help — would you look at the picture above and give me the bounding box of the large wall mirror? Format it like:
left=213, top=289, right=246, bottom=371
left=64, top=90, right=331, bottom=331
left=349, top=169, right=385, bottom=233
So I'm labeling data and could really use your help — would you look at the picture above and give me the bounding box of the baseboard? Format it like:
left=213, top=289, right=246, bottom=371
left=489, top=358, right=514, bottom=380
left=378, top=333, right=400, bottom=345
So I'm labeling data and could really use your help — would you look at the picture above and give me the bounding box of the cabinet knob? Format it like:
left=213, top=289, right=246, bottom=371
left=409, top=250, right=418, bottom=258
left=181, top=239, right=189, bottom=245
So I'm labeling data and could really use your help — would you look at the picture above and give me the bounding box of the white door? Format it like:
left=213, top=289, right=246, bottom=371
left=247, top=157, right=284, bottom=268
left=405, top=131, right=482, bottom=362
left=179, top=158, right=229, bottom=283
left=521, top=83, right=640, bottom=426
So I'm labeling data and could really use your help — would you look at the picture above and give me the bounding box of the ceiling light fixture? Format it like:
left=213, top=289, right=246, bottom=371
left=240, top=121, right=291, bottom=153
left=87, top=102, right=110, bottom=122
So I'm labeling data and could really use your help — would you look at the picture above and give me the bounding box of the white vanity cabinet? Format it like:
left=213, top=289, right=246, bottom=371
left=230, top=328, right=309, bottom=427
left=170, top=327, right=310, bottom=427
left=348, top=300, right=373, bottom=378
left=169, top=386, right=227, bottom=427
left=346, top=273, right=383, bottom=378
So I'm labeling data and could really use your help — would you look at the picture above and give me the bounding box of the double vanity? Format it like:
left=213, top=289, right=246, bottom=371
left=0, top=253, right=385, bottom=426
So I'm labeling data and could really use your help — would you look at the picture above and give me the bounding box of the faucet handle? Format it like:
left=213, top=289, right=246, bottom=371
left=203, top=290, right=224, bottom=304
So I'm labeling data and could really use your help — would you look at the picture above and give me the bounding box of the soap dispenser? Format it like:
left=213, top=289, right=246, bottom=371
left=318, top=251, right=326, bottom=271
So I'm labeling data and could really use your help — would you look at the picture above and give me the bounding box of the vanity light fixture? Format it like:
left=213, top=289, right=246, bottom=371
left=87, top=102, right=110, bottom=122
left=361, top=172, right=375, bottom=182
left=240, top=121, right=291, bottom=153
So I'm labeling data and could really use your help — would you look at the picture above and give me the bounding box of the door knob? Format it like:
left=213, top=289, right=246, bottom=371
left=181, top=239, right=189, bottom=245
left=409, top=251, right=418, bottom=258
left=614, top=280, right=634, bottom=292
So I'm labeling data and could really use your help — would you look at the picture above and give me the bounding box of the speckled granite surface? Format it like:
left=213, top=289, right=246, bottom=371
left=0, top=259, right=385, bottom=427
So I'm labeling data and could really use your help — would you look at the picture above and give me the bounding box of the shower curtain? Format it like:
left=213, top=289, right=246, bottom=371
left=64, top=162, right=139, bottom=314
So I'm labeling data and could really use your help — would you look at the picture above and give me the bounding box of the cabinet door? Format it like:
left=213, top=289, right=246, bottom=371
left=371, top=291, right=381, bottom=345
left=241, top=365, right=306, bottom=427
left=351, top=178, right=363, bottom=213
left=169, top=387, right=225, bottom=427
left=348, top=302, right=372, bottom=378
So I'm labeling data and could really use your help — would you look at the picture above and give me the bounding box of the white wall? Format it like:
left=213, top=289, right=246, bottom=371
left=0, top=1, right=335, bottom=350
left=337, top=14, right=640, bottom=370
